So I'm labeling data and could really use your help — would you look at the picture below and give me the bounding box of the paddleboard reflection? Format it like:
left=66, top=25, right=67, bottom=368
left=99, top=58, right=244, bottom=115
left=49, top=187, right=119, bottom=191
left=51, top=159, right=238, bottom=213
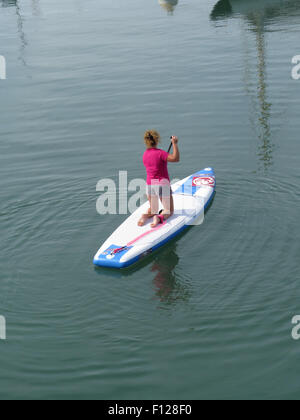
left=151, top=245, right=191, bottom=305
left=94, top=242, right=191, bottom=306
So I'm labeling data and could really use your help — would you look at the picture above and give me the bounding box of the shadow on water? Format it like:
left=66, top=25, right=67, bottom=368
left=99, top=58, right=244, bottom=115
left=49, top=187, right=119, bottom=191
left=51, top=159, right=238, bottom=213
left=211, top=0, right=300, bottom=171
left=158, top=0, right=178, bottom=15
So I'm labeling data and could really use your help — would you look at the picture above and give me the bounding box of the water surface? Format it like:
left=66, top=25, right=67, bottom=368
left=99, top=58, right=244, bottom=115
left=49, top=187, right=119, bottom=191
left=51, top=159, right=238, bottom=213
left=0, top=0, right=300, bottom=400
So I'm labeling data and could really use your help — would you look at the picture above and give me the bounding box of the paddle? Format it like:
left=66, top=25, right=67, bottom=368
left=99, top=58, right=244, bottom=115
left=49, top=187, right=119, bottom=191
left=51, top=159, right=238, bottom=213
left=168, top=136, right=173, bottom=153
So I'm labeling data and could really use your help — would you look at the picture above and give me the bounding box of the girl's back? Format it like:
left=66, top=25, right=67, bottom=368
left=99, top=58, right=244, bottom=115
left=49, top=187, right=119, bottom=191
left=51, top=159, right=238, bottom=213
left=143, top=148, right=170, bottom=185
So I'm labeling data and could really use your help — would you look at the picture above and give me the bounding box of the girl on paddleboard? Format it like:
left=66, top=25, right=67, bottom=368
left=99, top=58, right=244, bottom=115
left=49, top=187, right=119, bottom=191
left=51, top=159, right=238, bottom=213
left=138, top=130, right=180, bottom=228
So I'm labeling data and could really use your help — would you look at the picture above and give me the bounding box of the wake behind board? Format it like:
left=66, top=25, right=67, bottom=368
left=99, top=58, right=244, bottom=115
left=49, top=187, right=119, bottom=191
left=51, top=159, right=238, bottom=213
left=93, top=168, right=216, bottom=269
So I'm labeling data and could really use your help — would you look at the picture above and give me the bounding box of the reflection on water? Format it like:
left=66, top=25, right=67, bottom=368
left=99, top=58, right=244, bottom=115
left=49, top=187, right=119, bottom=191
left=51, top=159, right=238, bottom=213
left=241, top=10, right=274, bottom=170
left=1, top=0, right=17, bottom=6
left=209, top=0, right=299, bottom=170
left=15, top=0, right=28, bottom=67
left=94, top=242, right=191, bottom=306
left=31, top=0, right=41, bottom=16
left=210, top=0, right=233, bottom=20
left=211, top=0, right=300, bottom=168
left=211, top=0, right=300, bottom=21
left=151, top=245, right=190, bottom=305
left=159, top=0, right=178, bottom=14
left=95, top=201, right=215, bottom=305
left=251, top=17, right=273, bottom=169
left=1, top=0, right=28, bottom=67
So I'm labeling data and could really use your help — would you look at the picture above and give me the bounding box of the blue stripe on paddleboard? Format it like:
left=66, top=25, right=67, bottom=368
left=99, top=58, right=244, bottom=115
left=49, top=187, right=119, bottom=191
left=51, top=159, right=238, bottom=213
left=174, top=168, right=215, bottom=196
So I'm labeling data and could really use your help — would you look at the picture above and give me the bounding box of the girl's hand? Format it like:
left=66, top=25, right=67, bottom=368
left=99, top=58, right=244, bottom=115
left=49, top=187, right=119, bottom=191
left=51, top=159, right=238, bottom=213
left=168, top=136, right=180, bottom=163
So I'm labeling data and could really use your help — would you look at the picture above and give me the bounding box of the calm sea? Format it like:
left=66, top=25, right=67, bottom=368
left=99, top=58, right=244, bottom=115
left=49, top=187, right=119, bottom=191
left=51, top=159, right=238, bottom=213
left=0, top=0, right=300, bottom=400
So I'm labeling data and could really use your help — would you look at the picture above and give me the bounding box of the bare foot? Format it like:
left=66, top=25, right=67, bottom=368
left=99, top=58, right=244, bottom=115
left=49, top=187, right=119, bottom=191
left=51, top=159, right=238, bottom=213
left=151, top=215, right=161, bottom=228
left=138, top=215, right=149, bottom=227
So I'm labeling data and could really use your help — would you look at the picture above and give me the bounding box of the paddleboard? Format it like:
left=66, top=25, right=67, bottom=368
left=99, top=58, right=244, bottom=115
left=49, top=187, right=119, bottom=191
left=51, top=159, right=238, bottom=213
left=93, top=168, right=216, bottom=269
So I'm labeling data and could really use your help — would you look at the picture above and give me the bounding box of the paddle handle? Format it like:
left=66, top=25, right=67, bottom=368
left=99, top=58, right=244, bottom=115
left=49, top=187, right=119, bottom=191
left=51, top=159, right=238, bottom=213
left=168, top=137, right=173, bottom=153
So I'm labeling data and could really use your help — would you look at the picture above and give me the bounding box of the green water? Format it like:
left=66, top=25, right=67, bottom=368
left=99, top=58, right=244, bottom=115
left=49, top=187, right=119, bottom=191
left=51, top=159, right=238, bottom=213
left=1, top=0, right=300, bottom=400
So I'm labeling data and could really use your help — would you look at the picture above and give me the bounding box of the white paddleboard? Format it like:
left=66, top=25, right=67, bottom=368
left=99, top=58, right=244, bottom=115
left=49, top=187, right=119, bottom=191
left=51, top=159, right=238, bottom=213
left=93, top=168, right=216, bottom=269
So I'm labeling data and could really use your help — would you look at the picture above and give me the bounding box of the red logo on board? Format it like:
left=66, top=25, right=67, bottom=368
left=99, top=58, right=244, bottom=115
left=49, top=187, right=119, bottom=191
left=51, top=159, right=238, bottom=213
left=192, top=176, right=215, bottom=188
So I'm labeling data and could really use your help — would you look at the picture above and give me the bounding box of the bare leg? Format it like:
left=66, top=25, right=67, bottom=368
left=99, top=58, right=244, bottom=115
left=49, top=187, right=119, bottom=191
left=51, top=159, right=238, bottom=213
left=160, top=192, right=174, bottom=221
left=151, top=191, right=174, bottom=228
left=149, top=194, right=160, bottom=228
left=149, top=194, right=159, bottom=216
left=138, top=196, right=158, bottom=226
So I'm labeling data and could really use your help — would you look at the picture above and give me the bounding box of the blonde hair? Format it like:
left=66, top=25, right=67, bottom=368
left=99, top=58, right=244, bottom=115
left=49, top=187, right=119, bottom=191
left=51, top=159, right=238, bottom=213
left=144, top=130, right=160, bottom=148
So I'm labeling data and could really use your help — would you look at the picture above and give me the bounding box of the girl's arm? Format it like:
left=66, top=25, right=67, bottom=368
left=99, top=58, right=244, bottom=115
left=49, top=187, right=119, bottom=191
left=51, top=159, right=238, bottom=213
left=168, top=136, right=180, bottom=163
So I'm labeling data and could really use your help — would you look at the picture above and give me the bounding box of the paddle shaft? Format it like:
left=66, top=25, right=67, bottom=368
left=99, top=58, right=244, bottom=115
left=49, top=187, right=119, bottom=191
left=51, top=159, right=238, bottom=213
left=168, top=137, right=173, bottom=154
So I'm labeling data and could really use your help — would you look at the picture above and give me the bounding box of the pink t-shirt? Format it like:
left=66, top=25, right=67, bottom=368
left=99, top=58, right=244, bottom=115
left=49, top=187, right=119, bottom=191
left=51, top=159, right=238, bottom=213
left=143, top=148, right=170, bottom=186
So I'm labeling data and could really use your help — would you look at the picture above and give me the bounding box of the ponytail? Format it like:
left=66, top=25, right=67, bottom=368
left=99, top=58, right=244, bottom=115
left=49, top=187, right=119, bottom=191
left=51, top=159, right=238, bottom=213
left=144, top=130, right=160, bottom=148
